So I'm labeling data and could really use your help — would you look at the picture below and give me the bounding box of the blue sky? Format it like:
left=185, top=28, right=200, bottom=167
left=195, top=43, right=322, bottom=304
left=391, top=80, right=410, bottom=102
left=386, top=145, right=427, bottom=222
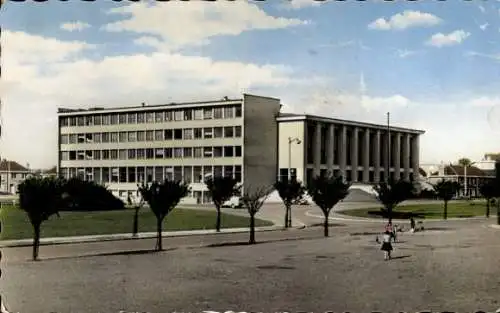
left=2, top=0, right=500, bottom=169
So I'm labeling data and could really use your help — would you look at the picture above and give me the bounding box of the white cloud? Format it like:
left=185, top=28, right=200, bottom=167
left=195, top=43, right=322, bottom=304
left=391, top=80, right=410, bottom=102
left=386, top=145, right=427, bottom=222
left=103, top=2, right=308, bottom=50
left=1, top=30, right=96, bottom=63
left=425, top=30, right=470, bottom=47
left=368, top=10, right=441, bottom=31
left=479, top=5, right=486, bottom=13
left=480, top=23, right=489, bottom=31
left=470, top=96, right=500, bottom=107
left=60, top=21, right=91, bottom=32
left=395, top=49, right=421, bottom=58
left=465, top=51, right=500, bottom=61
left=284, top=0, right=326, bottom=10
left=0, top=31, right=305, bottom=168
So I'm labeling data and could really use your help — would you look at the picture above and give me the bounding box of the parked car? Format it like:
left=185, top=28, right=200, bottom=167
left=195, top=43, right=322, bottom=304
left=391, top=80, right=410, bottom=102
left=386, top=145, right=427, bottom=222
left=222, top=196, right=243, bottom=209
left=293, top=193, right=312, bottom=205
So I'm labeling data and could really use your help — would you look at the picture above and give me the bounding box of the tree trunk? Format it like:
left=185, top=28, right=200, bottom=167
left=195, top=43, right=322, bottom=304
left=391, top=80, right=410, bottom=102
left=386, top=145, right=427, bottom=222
left=133, top=207, right=139, bottom=236
left=486, top=199, right=490, bottom=218
left=284, top=205, right=289, bottom=229
left=387, top=207, right=393, bottom=224
left=444, top=200, right=448, bottom=220
left=249, top=213, right=256, bottom=244
left=497, top=199, right=500, bottom=225
left=32, top=223, right=41, bottom=261
left=323, top=211, right=330, bottom=237
left=156, top=218, right=163, bottom=251
left=216, top=206, right=221, bottom=232
left=288, top=206, right=292, bottom=228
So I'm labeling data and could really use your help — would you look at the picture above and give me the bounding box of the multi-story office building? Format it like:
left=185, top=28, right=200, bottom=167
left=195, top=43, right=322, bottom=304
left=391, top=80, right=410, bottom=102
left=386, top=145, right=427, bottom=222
left=57, top=93, right=425, bottom=204
left=57, top=94, right=280, bottom=204
left=277, top=113, right=425, bottom=186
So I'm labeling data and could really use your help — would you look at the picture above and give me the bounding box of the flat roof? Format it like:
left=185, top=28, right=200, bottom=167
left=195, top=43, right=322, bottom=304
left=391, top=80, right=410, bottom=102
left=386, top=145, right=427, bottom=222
left=57, top=93, right=281, bottom=116
left=58, top=97, right=243, bottom=116
left=276, top=113, right=425, bottom=135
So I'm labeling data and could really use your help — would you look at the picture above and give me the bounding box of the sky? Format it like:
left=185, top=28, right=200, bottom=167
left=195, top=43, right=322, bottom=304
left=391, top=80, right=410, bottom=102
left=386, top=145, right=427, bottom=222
left=2, top=0, right=500, bottom=169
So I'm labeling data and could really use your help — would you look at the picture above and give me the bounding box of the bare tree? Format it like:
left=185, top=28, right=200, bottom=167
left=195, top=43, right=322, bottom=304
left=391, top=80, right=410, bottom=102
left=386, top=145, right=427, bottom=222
left=274, top=178, right=305, bottom=228
left=307, top=174, right=350, bottom=237
left=241, top=185, right=274, bottom=244
left=128, top=184, right=147, bottom=237
left=138, top=180, right=190, bottom=251
left=433, top=179, right=460, bottom=220
left=205, top=176, right=241, bottom=232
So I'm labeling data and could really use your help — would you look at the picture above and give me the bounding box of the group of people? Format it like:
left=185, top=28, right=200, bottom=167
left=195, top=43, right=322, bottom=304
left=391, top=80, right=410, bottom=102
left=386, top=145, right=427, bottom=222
left=379, top=217, right=417, bottom=261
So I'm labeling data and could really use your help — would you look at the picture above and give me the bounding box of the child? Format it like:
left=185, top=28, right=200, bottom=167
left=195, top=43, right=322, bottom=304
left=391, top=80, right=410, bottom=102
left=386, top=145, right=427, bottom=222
left=381, top=230, right=393, bottom=260
left=385, top=222, right=396, bottom=242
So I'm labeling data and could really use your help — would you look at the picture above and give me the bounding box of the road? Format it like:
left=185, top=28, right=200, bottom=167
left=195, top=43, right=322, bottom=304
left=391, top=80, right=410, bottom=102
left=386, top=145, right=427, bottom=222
left=2, top=218, right=500, bottom=312
left=2, top=199, right=499, bottom=312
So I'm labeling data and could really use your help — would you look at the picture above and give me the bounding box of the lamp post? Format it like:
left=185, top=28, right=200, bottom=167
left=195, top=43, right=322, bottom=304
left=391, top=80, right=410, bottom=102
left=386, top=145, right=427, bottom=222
left=386, top=112, right=391, bottom=183
left=288, top=137, right=301, bottom=181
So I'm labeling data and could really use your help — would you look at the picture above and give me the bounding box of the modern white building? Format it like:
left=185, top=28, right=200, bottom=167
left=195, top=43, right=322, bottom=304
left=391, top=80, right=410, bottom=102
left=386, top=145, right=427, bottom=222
left=57, top=94, right=425, bottom=204
left=57, top=94, right=280, bottom=204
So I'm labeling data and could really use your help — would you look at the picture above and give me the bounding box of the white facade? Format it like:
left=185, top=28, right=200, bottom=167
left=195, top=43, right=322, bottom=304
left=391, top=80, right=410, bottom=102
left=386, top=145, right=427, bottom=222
left=277, top=114, right=424, bottom=185
left=0, top=171, right=31, bottom=194
left=59, top=99, right=244, bottom=203
left=57, top=94, right=281, bottom=204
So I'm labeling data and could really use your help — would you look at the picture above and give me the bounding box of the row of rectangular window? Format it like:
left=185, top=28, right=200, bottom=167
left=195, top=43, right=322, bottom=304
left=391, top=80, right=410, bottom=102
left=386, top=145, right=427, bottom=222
left=59, top=165, right=242, bottom=184
left=60, top=105, right=242, bottom=127
left=60, top=126, right=242, bottom=144
left=60, top=146, right=243, bottom=161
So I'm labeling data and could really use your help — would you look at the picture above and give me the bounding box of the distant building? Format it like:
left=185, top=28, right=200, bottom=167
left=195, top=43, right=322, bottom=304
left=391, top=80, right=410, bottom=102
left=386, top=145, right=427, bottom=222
left=475, top=153, right=500, bottom=173
left=423, top=163, right=494, bottom=198
left=0, top=160, right=32, bottom=194
left=30, top=166, right=58, bottom=178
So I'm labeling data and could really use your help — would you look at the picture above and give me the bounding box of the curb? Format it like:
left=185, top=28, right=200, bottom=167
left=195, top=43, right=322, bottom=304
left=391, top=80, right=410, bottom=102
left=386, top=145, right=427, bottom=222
left=489, top=224, right=500, bottom=229
left=0, top=225, right=307, bottom=248
left=305, top=210, right=498, bottom=223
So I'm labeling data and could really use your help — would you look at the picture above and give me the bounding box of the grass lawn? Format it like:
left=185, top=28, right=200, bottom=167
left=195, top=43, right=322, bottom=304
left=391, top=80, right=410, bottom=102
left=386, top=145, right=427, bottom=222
left=0, top=205, right=273, bottom=241
left=339, top=200, right=494, bottom=220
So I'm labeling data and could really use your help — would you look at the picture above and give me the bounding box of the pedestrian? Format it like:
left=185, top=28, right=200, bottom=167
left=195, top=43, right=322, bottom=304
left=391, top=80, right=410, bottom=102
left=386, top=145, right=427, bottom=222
left=385, top=222, right=396, bottom=242
left=381, top=230, right=393, bottom=260
left=410, top=217, right=415, bottom=233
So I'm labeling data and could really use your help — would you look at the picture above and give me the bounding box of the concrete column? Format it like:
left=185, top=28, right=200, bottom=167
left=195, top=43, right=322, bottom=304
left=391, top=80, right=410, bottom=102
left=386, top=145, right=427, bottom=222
left=403, top=134, right=411, bottom=181
left=313, top=122, right=322, bottom=177
left=339, top=125, right=347, bottom=179
left=393, top=133, right=401, bottom=181
left=326, top=124, right=335, bottom=174
left=362, top=128, right=370, bottom=183
left=351, top=127, right=359, bottom=182
left=411, top=135, right=420, bottom=180
left=374, top=130, right=381, bottom=183
left=383, top=130, right=390, bottom=182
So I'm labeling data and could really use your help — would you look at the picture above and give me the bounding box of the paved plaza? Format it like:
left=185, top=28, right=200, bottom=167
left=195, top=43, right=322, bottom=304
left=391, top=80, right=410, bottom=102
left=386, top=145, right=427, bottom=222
left=1, top=217, right=500, bottom=312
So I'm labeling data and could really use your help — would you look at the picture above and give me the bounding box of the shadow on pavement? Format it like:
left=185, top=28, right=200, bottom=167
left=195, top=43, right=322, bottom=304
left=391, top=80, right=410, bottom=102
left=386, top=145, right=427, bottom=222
left=34, top=247, right=179, bottom=262
left=205, top=235, right=324, bottom=248
left=391, top=255, right=411, bottom=260
left=309, top=223, right=347, bottom=227
left=256, top=265, right=296, bottom=270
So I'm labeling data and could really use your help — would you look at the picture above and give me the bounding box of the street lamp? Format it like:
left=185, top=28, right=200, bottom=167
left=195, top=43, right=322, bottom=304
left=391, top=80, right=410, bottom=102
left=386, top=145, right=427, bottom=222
left=288, top=137, right=301, bottom=181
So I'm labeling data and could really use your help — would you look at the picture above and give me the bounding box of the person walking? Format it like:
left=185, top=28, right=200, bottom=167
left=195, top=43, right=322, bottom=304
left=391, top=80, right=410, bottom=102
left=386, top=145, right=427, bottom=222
left=385, top=222, right=396, bottom=242
left=410, top=217, right=416, bottom=233
left=381, top=230, right=393, bottom=260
